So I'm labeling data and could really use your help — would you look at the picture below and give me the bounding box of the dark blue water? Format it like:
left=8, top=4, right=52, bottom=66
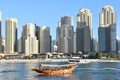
left=0, top=61, right=120, bottom=80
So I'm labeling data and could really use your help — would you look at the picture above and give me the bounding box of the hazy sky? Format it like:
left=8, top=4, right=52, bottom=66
left=0, top=0, right=120, bottom=39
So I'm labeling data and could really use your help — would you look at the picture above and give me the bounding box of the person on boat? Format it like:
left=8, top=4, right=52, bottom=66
left=39, top=64, right=42, bottom=69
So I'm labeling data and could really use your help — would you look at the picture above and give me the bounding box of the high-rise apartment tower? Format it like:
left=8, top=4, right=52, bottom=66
left=98, top=5, right=116, bottom=53
left=5, top=18, right=18, bottom=54
left=76, top=9, right=92, bottom=54
left=57, top=16, right=74, bottom=54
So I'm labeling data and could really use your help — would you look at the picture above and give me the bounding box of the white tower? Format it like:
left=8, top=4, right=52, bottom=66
left=5, top=18, right=18, bottom=54
left=22, top=23, right=38, bottom=55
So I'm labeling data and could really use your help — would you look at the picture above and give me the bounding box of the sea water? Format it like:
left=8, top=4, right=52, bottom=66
left=0, top=61, right=120, bottom=80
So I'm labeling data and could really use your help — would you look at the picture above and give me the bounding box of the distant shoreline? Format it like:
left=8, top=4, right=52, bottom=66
left=0, top=59, right=120, bottom=63
left=0, top=59, right=69, bottom=63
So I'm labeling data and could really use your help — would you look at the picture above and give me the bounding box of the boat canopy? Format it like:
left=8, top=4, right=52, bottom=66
left=40, top=64, right=75, bottom=67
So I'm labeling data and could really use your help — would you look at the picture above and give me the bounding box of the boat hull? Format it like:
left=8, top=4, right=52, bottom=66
left=32, top=65, right=76, bottom=75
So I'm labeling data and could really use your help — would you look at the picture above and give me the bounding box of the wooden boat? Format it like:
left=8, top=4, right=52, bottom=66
left=32, top=64, right=77, bottom=75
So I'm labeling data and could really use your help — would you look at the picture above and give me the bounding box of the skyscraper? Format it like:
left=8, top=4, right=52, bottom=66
left=22, top=23, right=38, bottom=54
left=76, top=9, right=92, bottom=54
left=35, top=24, right=39, bottom=40
left=52, top=40, right=58, bottom=52
left=0, top=12, right=2, bottom=52
left=116, top=38, right=120, bottom=54
left=38, top=26, right=51, bottom=53
left=5, top=18, right=18, bottom=54
left=25, top=36, right=38, bottom=55
left=2, top=38, right=5, bottom=52
left=57, top=16, right=74, bottom=54
left=92, top=38, right=98, bottom=52
left=73, top=32, right=76, bottom=53
left=17, top=38, right=22, bottom=53
left=98, top=5, right=116, bottom=53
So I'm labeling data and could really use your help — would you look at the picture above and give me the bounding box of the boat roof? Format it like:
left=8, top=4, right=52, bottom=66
left=71, top=57, right=80, bottom=59
left=40, top=64, right=75, bottom=67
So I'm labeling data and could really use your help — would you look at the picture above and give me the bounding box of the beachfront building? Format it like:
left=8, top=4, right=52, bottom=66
left=98, top=5, right=116, bottom=53
left=5, top=18, right=18, bottom=54
left=38, top=26, right=51, bottom=53
left=0, top=12, right=2, bottom=52
left=76, top=9, right=92, bottom=54
left=57, top=16, right=74, bottom=54
left=22, top=23, right=38, bottom=55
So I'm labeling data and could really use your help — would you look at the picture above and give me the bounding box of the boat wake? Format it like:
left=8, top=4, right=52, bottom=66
left=77, top=68, right=120, bottom=71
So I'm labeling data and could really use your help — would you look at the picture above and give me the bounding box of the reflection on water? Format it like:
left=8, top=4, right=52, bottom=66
left=0, top=62, right=120, bottom=80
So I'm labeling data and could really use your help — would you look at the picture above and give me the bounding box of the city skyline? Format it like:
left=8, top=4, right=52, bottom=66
left=0, top=0, right=120, bottom=39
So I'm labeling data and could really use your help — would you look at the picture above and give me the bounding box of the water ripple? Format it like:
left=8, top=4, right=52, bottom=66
left=0, top=70, right=18, bottom=73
